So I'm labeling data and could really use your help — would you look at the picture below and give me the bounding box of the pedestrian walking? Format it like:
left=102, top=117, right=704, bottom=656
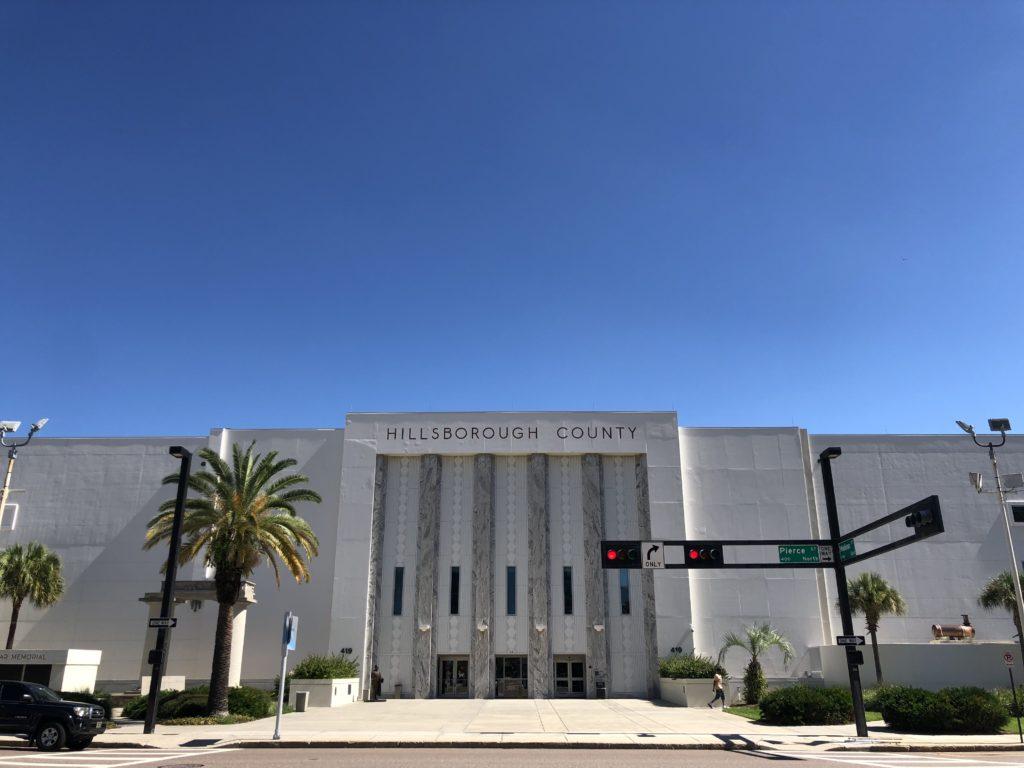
left=707, top=672, right=726, bottom=708
left=371, top=664, right=383, bottom=701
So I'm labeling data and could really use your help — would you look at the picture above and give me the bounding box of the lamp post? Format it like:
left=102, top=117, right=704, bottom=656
left=0, top=419, right=49, bottom=524
left=957, top=418, right=1024, bottom=665
left=143, top=445, right=192, bottom=735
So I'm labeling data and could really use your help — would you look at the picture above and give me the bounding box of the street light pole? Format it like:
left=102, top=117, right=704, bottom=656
left=143, top=446, right=192, bottom=735
left=820, top=447, right=869, bottom=739
left=0, top=419, right=49, bottom=522
left=959, top=419, right=1024, bottom=666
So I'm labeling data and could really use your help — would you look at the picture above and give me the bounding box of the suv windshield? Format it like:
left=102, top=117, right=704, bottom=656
left=23, top=683, right=61, bottom=703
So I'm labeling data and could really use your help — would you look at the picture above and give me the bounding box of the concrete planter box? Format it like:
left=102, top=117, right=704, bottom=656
left=660, top=677, right=729, bottom=707
left=288, top=678, right=359, bottom=708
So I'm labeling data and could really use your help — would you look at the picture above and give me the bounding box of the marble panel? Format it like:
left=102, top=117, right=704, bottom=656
left=581, top=453, right=609, bottom=698
left=635, top=455, right=660, bottom=699
left=360, top=455, right=387, bottom=700
left=527, top=454, right=551, bottom=698
left=412, top=455, right=441, bottom=698
left=471, top=455, right=495, bottom=698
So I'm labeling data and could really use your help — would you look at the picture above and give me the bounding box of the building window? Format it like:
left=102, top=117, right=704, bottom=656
left=619, top=569, right=630, bottom=615
left=1013, top=505, right=1024, bottom=524
left=562, top=566, right=573, bottom=615
left=506, top=566, right=517, bottom=615
left=450, top=566, right=460, bottom=615
left=392, top=566, right=404, bottom=616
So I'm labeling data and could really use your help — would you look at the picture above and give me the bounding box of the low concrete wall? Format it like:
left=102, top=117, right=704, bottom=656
left=817, top=642, right=1016, bottom=690
left=289, top=678, right=359, bottom=708
left=660, top=678, right=736, bottom=707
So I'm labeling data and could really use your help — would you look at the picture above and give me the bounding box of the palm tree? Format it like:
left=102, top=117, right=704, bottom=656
left=144, top=441, right=321, bottom=716
left=845, top=572, right=906, bottom=684
left=718, top=622, right=794, bottom=704
left=0, top=542, right=65, bottom=649
left=979, top=571, right=1024, bottom=643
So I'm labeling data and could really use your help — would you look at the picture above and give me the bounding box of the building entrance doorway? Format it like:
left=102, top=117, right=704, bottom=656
left=494, top=655, right=528, bottom=698
left=437, top=657, right=469, bottom=698
left=553, top=655, right=586, bottom=698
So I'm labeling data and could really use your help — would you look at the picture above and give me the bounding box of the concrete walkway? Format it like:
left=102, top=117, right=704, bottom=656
left=87, top=700, right=1024, bottom=751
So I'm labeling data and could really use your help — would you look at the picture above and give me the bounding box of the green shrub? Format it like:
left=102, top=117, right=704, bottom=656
left=291, top=653, right=359, bottom=680
left=879, top=686, right=949, bottom=733
left=759, top=685, right=853, bottom=725
left=659, top=653, right=726, bottom=680
left=121, top=693, right=155, bottom=720
left=228, top=686, right=273, bottom=718
left=992, top=685, right=1024, bottom=718
left=743, top=660, right=767, bottom=704
left=879, top=685, right=1006, bottom=734
left=59, top=691, right=112, bottom=720
left=161, top=715, right=254, bottom=726
left=939, top=687, right=1008, bottom=734
left=863, top=684, right=898, bottom=713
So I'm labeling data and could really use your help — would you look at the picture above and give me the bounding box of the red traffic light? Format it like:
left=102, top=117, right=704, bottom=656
left=684, top=542, right=724, bottom=568
left=607, top=549, right=618, bottom=560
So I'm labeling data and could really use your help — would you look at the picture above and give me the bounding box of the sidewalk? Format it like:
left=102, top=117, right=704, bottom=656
left=86, top=699, right=1024, bottom=752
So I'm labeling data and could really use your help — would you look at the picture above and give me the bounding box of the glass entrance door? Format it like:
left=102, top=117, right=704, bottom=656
left=438, top=656, right=469, bottom=697
left=494, top=655, right=528, bottom=698
left=554, top=655, right=586, bottom=698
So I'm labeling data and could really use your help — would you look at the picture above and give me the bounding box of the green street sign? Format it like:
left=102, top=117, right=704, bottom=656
left=839, top=539, right=856, bottom=561
left=779, top=545, right=820, bottom=564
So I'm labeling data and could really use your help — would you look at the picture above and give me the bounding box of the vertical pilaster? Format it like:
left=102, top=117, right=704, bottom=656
left=527, top=454, right=551, bottom=698
left=471, top=455, right=495, bottom=698
left=636, top=454, right=660, bottom=699
left=582, top=453, right=609, bottom=698
left=361, top=455, right=388, bottom=700
left=413, top=455, right=441, bottom=698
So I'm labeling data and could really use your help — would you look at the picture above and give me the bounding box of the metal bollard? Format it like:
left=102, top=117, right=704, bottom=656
left=295, top=691, right=309, bottom=712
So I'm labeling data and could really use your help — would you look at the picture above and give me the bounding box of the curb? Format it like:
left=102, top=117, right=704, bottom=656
left=90, top=737, right=1024, bottom=752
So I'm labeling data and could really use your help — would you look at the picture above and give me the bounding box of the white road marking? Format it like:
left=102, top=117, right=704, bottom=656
left=768, top=752, right=1024, bottom=768
left=0, top=748, right=235, bottom=768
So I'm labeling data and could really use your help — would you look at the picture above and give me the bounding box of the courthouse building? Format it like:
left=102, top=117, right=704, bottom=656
left=3, top=412, right=1023, bottom=698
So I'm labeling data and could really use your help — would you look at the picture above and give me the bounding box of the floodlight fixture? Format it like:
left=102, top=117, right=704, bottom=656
left=822, top=446, right=842, bottom=460
left=989, top=418, right=1012, bottom=433
left=0, top=422, right=22, bottom=434
left=168, top=445, right=191, bottom=459
left=970, top=472, right=984, bottom=493
left=29, top=418, right=48, bottom=433
left=956, top=420, right=975, bottom=435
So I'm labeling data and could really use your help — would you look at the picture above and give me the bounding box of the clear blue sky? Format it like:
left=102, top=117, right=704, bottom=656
left=2, top=1, right=1022, bottom=437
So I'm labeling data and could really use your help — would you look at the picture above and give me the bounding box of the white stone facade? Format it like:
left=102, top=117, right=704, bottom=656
left=2, top=413, right=1022, bottom=696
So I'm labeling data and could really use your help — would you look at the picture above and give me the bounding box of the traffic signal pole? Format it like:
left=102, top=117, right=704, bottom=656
left=143, top=446, right=192, bottom=735
left=820, top=448, right=868, bottom=739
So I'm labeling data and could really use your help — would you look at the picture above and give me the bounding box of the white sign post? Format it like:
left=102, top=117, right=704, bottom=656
left=273, top=612, right=298, bottom=741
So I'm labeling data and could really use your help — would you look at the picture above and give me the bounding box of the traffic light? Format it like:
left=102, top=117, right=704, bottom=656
left=601, top=540, right=641, bottom=569
left=904, top=495, right=943, bottom=535
left=684, top=542, right=724, bottom=567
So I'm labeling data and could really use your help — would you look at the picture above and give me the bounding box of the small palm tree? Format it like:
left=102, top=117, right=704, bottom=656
left=846, top=572, right=906, bottom=684
left=978, top=571, right=1024, bottom=642
left=718, top=622, right=794, bottom=704
left=0, top=542, right=65, bottom=649
left=144, top=441, right=320, bottom=716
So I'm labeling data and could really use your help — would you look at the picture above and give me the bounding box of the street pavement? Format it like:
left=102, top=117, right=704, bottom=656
left=2, top=747, right=1024, bottom=768
left=87, top=700, right=1024, bottom=751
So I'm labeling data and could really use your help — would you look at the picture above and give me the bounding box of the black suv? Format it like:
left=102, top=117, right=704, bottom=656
left=0, top=680, right=105, bottom=751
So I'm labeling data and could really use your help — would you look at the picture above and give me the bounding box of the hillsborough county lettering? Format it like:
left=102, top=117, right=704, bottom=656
left=383, top=425, right=639, bottom=442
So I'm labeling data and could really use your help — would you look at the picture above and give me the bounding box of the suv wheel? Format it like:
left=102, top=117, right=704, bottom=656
left=67, top=737, right=93, bottom=751
left=36, top=722, right=67, bottom=751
